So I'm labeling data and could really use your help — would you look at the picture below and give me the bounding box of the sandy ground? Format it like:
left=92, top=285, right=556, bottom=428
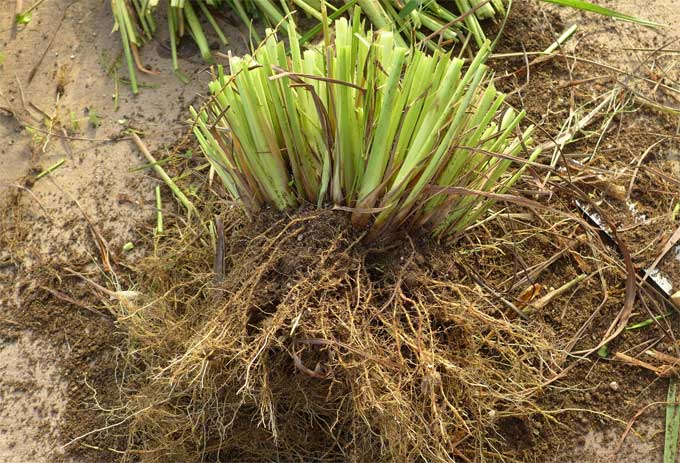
left=544, top=3, right=679, bottom=462
left=1, top=1, right=249, bottom=461
left=0, top=0, right=678, bottom=462
left=0, top=335, right=71, bottom=463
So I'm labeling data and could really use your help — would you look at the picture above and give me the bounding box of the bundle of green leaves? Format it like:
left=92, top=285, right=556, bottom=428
left=356, top=0, right=657, bottom=49
left=112, top=0, right=654, bottom=94
left=192, top=11, right=542, bottom=238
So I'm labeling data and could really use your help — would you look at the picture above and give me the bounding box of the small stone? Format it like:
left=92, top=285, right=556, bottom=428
left=609, top=381, right=619, bottom=391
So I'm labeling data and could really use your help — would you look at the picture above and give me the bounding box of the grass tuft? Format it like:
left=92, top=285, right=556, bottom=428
left=192, top=12, right=540, bottom=239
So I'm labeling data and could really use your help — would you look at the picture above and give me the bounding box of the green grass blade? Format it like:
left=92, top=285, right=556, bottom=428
left=182, top=2, right=212, bottom=61
left=541, top=0, right=661, bottom=27
left=665, top=378, right=680, bottom=463
left=114, top=0, right=139, bottom=94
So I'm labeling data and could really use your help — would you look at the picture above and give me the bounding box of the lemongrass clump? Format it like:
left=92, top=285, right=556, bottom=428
left=356, top=0, right=655, bottom=49
left=192, top=11, right=541, bottom=239
left=356, top=0, right=505, bottom=49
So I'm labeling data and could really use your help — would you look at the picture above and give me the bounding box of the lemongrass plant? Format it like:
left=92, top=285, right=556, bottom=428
left=191, top=10, right=542, bottom=238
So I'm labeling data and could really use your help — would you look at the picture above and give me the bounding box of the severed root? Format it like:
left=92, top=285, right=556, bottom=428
left=615, top=352, right=663, bottom=375
left=130, top=42, right=159, bottom=75
left=592, top=175, right=627, bottom=201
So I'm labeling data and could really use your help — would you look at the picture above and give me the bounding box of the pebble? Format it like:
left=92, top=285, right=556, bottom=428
left=609, top=381, right=619, bottom=391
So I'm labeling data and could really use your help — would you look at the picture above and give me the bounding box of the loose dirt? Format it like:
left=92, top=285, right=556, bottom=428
left=491, top=2, right=680, bottom=462
left=1, top=0, right=679, bottom=462
left=0, top=334, right=70, bottom=463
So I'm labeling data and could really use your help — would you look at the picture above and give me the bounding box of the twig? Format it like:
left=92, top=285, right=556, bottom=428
left=130, top=42, right=159, bottom=75
left=40, top=285, right=102, bottom=315
left=627, top=139, right=667, bottom=199
left=614, top=352, right=661, bottom=374
left=544, top=24, right=577, bottom=54
left=615, top=401, right=666, bottom=453
left=28, top=1, right=81, bottom=83
left=538, top=89, right=618, bottom=153
left=55, top=188, right=114, bottom=272
left=213, top=216, right=225, bottom=283
left=12, top=0, right=23, bottom=38
left=131, top=133, right=197, bottom=216
left=528, top=273, right=588, bottom=312
left=646, top=350, right=680, bottom=366
left=644, top=225, right=680, bottom=282
left=488, top=51, right=680, bottom=97
left=465, top=266, right=529, bottom=320
left=21, top=124, right=125, bottom=142
left=154, top=185, right=163, bottom=235
left=35, top=158, right=65, bottom=179
left=508, top=236, right=586, bottom=291
left=0, top=182, right=54, bottom=222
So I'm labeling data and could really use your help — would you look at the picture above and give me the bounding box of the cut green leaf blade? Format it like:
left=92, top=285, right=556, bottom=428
left=541, top=0, right=661, bottom=27
left=665, top=378, right=680, bottom=463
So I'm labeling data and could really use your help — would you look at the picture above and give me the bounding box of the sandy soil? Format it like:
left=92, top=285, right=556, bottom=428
left=1, top=1, right=248, bottom=461
left=0, top=0, right=678, bottom=462
left=0, top=0, right=251, bottom=265
left=0, top=334, right=70, bottom=463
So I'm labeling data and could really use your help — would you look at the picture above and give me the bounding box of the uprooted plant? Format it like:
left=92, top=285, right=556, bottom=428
left=102, top=13, right=567, bottom=462
left=114, top=206, right=560, bottom=462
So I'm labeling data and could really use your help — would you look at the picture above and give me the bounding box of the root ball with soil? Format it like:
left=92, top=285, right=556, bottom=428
left=114, top=208, right=558, bottom=462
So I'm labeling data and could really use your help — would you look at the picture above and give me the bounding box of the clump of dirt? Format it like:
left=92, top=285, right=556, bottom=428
left=109, top=207, right=559, bottom=462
